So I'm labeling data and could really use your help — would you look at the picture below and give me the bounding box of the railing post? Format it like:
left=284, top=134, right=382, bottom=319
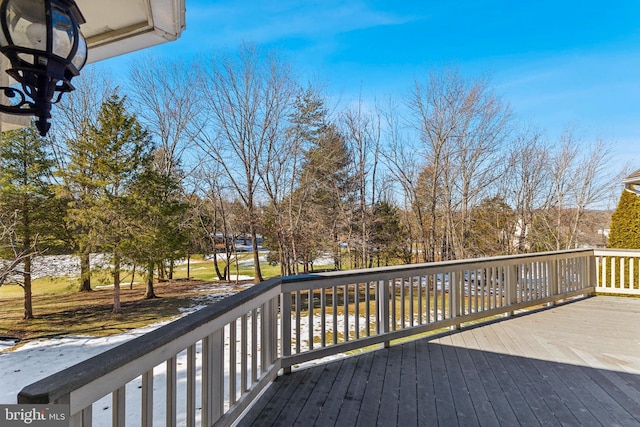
left=261, top=302, right=268, bottom=371
left=588, top=252, right=597, bottom=295
left=229, top=320, right=237, bottom=406
left=260, top=298, right=277, bottom=369
left=450, top=271, right=461, bottom=330
left=378, top=279, right=391, bottom=347
left=202, top=330, right=224, bottom=426
left=271, top=296, right=278, bottom=363
left=142, top=370, right=153, bottom=427
left=69, top=407, right=91, bottom=427
left=505, top=264, right=518, bottom=317
left=166, top=356, right=177, bottom=427
left=202, top=334, right=213, bottom=426
left=611, top=256, right=616, bottom=290
left=595, top=253, right=601, bottom=290
left=186, top=344, right=196, bottom=427
left=281, top=291, right=292, bottom=374
left=548, top=259, right=558, bottom=307
left=113, top=386, right=125, bottom=427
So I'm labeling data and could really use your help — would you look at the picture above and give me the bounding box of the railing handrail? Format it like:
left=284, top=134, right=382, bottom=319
left=280, top=249, right=594, bottom=289
left=284, top=249, right=593, bottom=279
left=593, top=248, right=640, bottom=256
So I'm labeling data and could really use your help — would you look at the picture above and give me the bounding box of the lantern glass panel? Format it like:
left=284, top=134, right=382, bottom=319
left=70, top=33, right=86, bottom=70
left=5, top=0, right=46, bottom=52
left=51, top=3, right=73, bottom=58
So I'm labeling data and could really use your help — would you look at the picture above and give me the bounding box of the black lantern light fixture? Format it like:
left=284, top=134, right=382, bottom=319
left=0, top=0, right=87, bottom=136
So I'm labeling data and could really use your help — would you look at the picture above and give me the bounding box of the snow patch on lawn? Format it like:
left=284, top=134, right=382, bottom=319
left=2, top=254, right=112, bottom=281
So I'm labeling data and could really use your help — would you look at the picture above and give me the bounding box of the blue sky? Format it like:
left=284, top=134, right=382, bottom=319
left=99, top=0, right=640, bottom=166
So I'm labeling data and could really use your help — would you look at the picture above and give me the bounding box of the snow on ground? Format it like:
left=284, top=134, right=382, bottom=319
left=0, top=322, right=170, bottom=404
left=3, top=252, right=267, bottom=282
left=2, top=253, right=112, bottom=281
left=205, top=253, right=270, bottom=268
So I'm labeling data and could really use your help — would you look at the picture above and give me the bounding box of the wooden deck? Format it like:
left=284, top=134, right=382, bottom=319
left=239, top=296, right=640, bottom=426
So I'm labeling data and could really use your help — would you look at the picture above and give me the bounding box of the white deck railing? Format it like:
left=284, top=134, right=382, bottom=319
left=594, top=248, right=640, bottom=295
left=18, top=249, right=601, bottom=426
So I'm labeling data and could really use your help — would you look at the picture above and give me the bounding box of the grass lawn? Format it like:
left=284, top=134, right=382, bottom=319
left=0, top=252, right=333, bottom=347
left=0, top=279, right=250, bottom=345
left=0, top=255, right=284, bottom=345
left=170, top=255, right=282, bottom=281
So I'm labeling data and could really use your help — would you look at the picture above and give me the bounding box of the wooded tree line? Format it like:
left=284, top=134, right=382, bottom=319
left=0, top=45, right=621, bottom=318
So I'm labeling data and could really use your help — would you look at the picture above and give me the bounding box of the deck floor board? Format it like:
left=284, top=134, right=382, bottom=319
left=238, top=297, right=640, bottom=426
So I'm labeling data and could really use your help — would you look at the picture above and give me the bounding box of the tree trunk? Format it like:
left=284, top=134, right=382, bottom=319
left=213, top=248, right=225, bottom=280
left=249, top=226, right=263, bottom=283
left=112, top=252, right=122, bottom=314
left=130, top=264, right=136, bottom=289
left=79, top=250, right=92, bottom=291
left=144, top=261, right=157, bottom=299
left=23, top=256, right=33, bottom=319
left=333, top=229, right=341, bottom=271
left=234, top=250, right=241, bottom=284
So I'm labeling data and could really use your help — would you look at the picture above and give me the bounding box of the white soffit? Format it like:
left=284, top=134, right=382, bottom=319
left=76, top=0, right=186, bottom=63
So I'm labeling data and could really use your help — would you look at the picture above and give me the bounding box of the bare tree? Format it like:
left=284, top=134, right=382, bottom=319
left=534, top=129, right=619, bottom=250
left=194, top=44, right=296, bottom=282
left=189, top=164, right=244, bottom=283
left=380, top=98, right=429, bottom=262
left=126, top=57, right=202, bottom=282
left=53, top=67, right=114, bottom=144
left=500, top=127, right=549, bottom=253
left=407, top=69, right=467, bottom=261
left=447, top=76, right=511, bottom=258
left=341, top=97, right=382, bottom=268
left=128, top=55, right=200, bottom=179
left=257, top=80, right=303, bottom=275
left=404, top=69, right=513, bottom=260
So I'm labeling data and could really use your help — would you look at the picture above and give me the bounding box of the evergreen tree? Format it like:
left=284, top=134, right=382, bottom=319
left=0, top=125, right=61, bottom=319
left=68, top=93, right=152, bottom=313
left=608, top=190, right=640, bottom=248
left=468, top=196, right=515, bottom=257
left=125, top=148, right=188, bottom=298
left=277, top=87, right=330, bottom=274
left=371, top=201, right=407, bottom=266
left=51, top=68, right=115, bottom=291
left=55, top=119, right=99, bottom=292
left=299, top=123, right=355, bottom=270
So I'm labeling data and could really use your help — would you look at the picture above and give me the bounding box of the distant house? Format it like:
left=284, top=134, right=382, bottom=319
left=622, top=169, right=640, bottom=195
left=512, top=219, right=529, bottom=251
